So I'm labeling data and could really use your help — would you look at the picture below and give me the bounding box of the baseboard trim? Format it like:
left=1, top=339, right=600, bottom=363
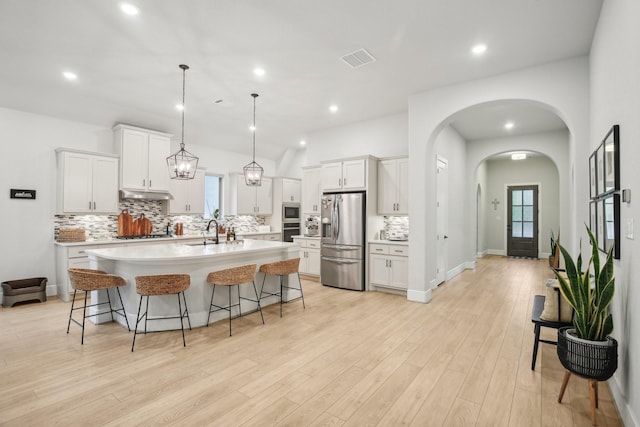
left=609, top=375, right=640, bottom=427
left=407, top=288, right=432, bottom=303
left=487, top=249, right=506, bottom=256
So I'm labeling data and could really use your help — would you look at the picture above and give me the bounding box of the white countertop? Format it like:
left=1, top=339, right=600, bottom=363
left=85, top=239, right=297, bottom=263
left=369, top=239, right=409, bottom=245
left=55, top=231, right=281, bottom=247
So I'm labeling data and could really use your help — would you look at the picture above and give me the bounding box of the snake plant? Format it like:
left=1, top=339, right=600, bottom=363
left=553, top=225, right=614, bottom=341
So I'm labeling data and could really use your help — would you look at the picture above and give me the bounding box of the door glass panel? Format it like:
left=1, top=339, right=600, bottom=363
left=512, top=222, right=522, bottom=237
left=523, top=190, right=533, bottom=205
left=523, top=206, right=533, bottom=221
left=523, top=222, right=534, bottom=238
left=512, top=190, right=522, bottom=206
left=512, top=206, right=522, bottom=221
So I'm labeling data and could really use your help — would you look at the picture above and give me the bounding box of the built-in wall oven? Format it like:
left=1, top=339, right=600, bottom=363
left=282, top=203, right=300, bottom=242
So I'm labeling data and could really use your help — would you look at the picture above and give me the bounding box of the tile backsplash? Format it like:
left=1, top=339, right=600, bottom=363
left=54, top=200, right=267, bottom=240
left=383, top=216, right=409, bottom=240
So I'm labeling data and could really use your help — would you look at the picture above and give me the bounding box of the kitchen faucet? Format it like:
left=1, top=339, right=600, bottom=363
left=205, top=219, right=219, bottom=244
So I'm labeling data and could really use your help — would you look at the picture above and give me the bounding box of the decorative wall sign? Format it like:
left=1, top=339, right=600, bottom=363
left=10, top=189, right=36, bottom=200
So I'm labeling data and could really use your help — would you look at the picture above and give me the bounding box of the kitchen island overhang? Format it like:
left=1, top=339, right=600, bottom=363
left=85, top=240, right=300, bottom=331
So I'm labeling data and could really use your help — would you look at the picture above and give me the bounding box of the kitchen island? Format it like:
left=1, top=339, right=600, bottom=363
left=84, top=239, right=300, bottom=330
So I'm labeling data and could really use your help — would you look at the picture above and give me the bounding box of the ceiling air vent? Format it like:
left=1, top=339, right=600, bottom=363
left=340, top=48, right=376, bottom=69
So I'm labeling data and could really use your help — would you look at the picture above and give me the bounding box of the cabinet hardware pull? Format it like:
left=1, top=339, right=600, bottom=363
left=143, top=179, right=145, bottom=187
left=89, top=201, right=92, bottom=209
left=149, top=179, right=152, bottom=187
left=343, top=178, right=347, bottom=186
left=93, top=201, right=96, bottom=210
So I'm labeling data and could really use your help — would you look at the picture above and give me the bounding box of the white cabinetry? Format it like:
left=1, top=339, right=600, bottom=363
left=281, top=179, right=301, bottom=203
left=302, top=166, right=321, bottom=214
left=378, top=158, right=409, bottom=215
left=55, top=244, right=98, bottom=301
left=239, top=232, right=280, bottom=241
left=230, top=174, right=273, bottom=215
left=321, top=158, right=366, bottom=192
left=113, top=124, right=172, bottom=193
left=369, top=243, right=408, bottom=291
left=56, top=149, right=119, bottom=214
left=293, top=237, right=321, bottom=276
left=168, top=169, right=205, bottom=214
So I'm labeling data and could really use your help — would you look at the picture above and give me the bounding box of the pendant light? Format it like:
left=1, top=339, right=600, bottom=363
left=167, top=64, right=199, bottom=180
left=243, top=93, right=263, bottom=186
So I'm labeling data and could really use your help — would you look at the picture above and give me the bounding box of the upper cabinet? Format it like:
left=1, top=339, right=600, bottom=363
left=168, top=169, right=205, bottom=214
left=56, top=149, right=119, bottom=214
left=230, top=173, right=273, bottom=215
left=302, top=166, right=321, bottom=214
left=281, top=178, right=301, bottom=203
left=113, top=124, right=172, bottom=193
left=321, top=158, right=367, bottom=192
left=378, top=157, right=408, bottom=215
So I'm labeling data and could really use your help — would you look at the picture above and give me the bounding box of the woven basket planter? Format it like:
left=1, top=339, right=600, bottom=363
left=557, top=326, right=618, bottom=381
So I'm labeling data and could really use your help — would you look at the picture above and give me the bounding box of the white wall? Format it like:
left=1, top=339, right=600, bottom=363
left=475, top=161, right=488, bottom=257
left=0, top=107, right=275, bottom=292
left=484, top=155, right=560, bottom=256
left=408, top=58, right=589, bottom=303
left=305, top=112, right=408, bottom=164
left=434, top=126, right=467, bottom=276
left=590, top=1, right=640, bottom=425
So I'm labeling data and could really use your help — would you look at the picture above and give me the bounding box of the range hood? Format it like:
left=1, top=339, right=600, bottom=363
left=119, top=189, right=174, bottom=201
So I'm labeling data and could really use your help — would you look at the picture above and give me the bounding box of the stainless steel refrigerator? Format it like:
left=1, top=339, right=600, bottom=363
left=320, top=192, right=365, bottom=291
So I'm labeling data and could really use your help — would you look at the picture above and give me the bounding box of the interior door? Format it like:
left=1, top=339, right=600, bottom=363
left=507, top=185, right=538, bottom=258
left=436, top=157, right=448, bottom=286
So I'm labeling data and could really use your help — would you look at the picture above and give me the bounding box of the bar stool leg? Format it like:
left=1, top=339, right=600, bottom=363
left=252, top=280, right=264, bottom=324
left=297, top=272, right=305, bottom=309
left=238, top=285, right=242, bottom=318
left=228, top=286, right=233, bottom=336
left=181, top=292, right=192, bottom=330
left=207, top=284, right=216, bottom=326
left=115, top=287, right=131, bottom=331
left=132, top=295, right=145, bottom=352
left=144, top=296, right=150, bottom=334
left=279, top=275, right=284, bottom=317
left=106, top=289, right=115, bottom=323
left=177, top=293, right=186, bottom=347
left=81, top=291, right=89, bottom=345
left=67, top=290, right=77, bottom=334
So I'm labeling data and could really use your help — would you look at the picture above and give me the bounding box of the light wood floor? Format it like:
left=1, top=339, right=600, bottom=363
left=0, top=256, right=623, bottom=426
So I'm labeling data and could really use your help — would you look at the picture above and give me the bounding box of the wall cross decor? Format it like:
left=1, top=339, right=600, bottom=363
left=491, top=198, right=500, bottom=210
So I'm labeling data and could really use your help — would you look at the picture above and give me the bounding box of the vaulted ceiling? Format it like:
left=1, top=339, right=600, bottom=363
left=0, top=0, right=602, bottom=159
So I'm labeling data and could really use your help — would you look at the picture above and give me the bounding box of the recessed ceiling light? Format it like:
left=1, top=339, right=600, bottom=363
left=253, top=68, right=265, bottom=77
left=63, top=71, right=77, bottom=81
left=120, top=3, right=139, bottom=15
left=329, top=105, right=339, bottom=113
left=511, top=153, right=527, bottom=160
left=472, top=44, right=487, bottom=55
left=299, top=140, right=306, bottom=146
left=175, top=104, right=184, bottom=111
left=504, top=121, right=514, bottom=130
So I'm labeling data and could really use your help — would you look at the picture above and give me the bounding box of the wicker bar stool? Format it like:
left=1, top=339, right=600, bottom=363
left=258, top=258, right=305, bottom=317
left=206, top=264, right=263, bottom=336
left=67, top=268, right=130, bottom=345
left=132, top=274, right=191, bottom=351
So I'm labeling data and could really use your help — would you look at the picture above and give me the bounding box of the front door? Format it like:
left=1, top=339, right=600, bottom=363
left=507, top=185, right=538, bottom=258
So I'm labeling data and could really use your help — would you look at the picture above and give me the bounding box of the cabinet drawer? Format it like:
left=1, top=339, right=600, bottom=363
left=307, top=240, right=320, bottom=249
left=388, top=246, right=408, bottom=256
left=68, top=246, right=96, bottom=258
left=369, top=244, right=389, bottom=254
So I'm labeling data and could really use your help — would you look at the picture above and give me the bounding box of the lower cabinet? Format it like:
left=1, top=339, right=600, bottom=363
left=55, top=244, right=99, bottom=301
left=293, top=237, right=321, bottom=276
left=369, top=243, right=408, bottom=291
left=239, top=232, right=280, bottom=241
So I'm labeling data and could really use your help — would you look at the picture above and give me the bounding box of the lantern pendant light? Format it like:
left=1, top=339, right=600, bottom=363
left=243, top=93, right=263, bottom=186
left=167, top=64, right=199, bottom=180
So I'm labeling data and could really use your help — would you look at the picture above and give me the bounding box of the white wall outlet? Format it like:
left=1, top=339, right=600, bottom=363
left=626, top=218, right=634, bottom=240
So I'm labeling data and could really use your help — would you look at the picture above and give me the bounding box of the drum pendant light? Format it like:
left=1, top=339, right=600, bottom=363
left=243, top=93, right=263, bottom=186
left=167, top=64, right=199, bottom=180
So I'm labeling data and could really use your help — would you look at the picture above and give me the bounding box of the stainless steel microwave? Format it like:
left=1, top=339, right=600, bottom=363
left=283, top=203, right=300, bottom=222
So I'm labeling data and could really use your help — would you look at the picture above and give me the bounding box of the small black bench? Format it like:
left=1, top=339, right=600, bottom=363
left=531, top=293, right=572, bottom=370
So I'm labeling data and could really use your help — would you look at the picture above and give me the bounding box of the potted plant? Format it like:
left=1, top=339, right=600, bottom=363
left=553, top=224, right=617, bottom=380
left=549, top=230, right=560, bottom=268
